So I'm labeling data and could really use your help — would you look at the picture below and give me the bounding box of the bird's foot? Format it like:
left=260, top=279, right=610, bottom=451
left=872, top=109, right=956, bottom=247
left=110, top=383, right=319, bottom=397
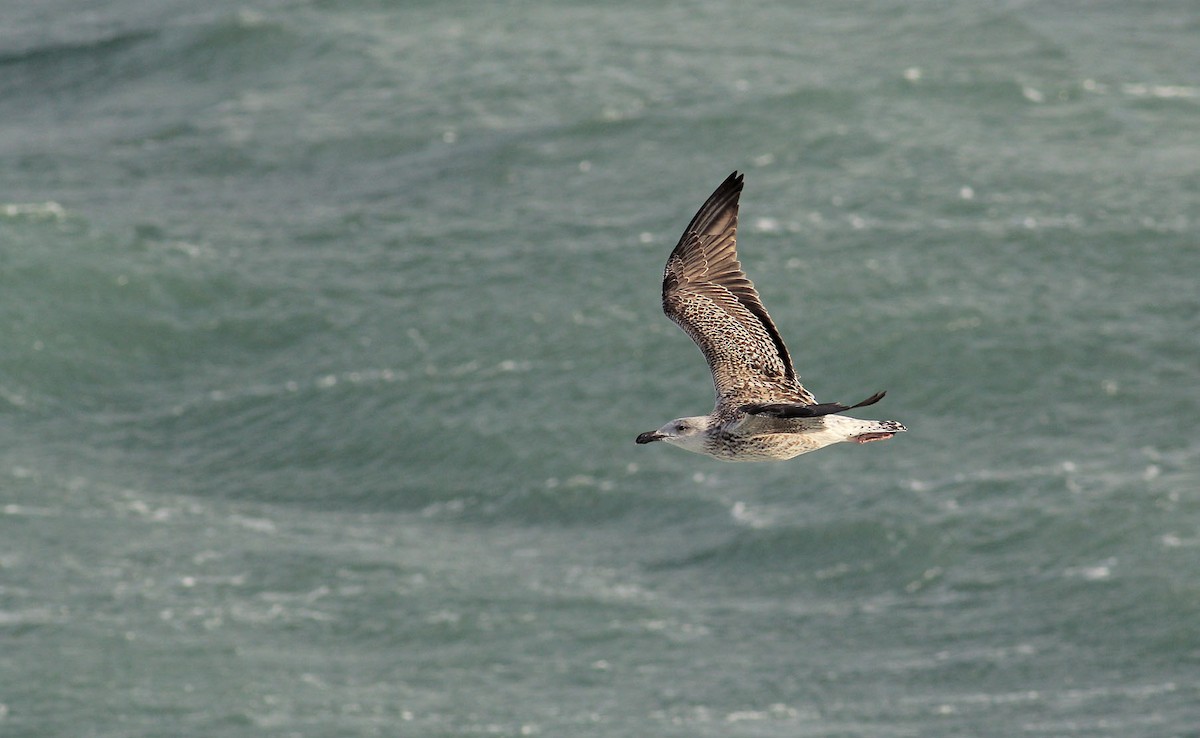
left=851, top=432, right=895, bottom=444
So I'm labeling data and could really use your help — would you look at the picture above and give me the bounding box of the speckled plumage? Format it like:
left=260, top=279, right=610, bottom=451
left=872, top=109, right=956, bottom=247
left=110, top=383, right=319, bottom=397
left=636, top=172, right=906, bottom=461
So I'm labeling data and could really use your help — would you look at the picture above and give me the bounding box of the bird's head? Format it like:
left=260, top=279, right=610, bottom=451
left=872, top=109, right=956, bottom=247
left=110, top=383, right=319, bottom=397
left=635, top=416, right=712, bottom=453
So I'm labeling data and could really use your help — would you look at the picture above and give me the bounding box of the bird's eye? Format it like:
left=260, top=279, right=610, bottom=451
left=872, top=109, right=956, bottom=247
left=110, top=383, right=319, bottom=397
left=675, top=424, right=687, bottom=432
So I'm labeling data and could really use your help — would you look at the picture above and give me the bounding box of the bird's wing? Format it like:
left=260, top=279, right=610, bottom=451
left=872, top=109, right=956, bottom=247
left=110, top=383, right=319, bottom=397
left=661, top=171, right=815, bottom=407
left=740, top=391, right=886, bottom=418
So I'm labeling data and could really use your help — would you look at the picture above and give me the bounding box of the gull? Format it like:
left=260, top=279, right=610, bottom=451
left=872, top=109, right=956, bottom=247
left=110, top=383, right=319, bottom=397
left=635, top=171, right=905, bottom=461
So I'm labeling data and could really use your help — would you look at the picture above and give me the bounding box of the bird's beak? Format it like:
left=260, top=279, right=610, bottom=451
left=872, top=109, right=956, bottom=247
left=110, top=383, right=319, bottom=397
left=635, top=431, right=665, bottom=444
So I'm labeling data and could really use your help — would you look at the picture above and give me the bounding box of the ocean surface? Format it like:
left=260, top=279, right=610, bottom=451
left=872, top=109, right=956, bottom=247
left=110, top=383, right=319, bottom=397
left=3, top=1, right=1199, bottom=736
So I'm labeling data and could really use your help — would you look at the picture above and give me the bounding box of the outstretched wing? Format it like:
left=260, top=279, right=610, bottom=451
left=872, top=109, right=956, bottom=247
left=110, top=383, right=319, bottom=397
left=661, top=171, right=815, bottom=406
left=741, top=390, right=886, bottom=418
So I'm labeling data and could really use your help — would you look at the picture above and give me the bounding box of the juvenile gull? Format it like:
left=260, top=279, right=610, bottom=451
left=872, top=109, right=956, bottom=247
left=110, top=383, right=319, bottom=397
left=635, top=171, right=906, bottom=461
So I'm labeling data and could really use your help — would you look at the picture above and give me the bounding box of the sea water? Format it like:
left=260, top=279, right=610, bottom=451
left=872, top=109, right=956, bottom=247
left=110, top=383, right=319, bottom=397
left=2, top=1, right=1198, bottom=735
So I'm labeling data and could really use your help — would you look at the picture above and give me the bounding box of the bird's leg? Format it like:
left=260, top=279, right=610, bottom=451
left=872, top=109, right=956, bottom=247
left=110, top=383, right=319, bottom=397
left=850, top=432, right=895, bottom=444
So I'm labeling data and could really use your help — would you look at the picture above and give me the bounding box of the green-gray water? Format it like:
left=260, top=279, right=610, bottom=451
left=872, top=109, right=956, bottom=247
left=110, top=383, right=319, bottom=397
left=3, top=2, right=1198, bottom=736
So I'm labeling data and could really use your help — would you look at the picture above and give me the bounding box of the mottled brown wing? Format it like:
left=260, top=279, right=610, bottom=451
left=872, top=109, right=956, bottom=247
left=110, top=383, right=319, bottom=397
left=662, top=172, right=816, bottom=406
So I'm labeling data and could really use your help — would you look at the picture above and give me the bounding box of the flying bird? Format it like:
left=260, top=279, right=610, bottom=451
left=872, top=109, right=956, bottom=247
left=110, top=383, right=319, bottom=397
left=635, top=171, right=905, bottom=461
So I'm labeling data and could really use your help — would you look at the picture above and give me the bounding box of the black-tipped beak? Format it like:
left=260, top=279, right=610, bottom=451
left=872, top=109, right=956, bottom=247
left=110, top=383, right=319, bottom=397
left=635, top=431, right=665, bottom=444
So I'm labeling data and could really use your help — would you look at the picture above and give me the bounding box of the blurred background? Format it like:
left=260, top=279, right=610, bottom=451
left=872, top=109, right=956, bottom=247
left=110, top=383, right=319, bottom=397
left=2, top=1, right=1198, bottom=736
